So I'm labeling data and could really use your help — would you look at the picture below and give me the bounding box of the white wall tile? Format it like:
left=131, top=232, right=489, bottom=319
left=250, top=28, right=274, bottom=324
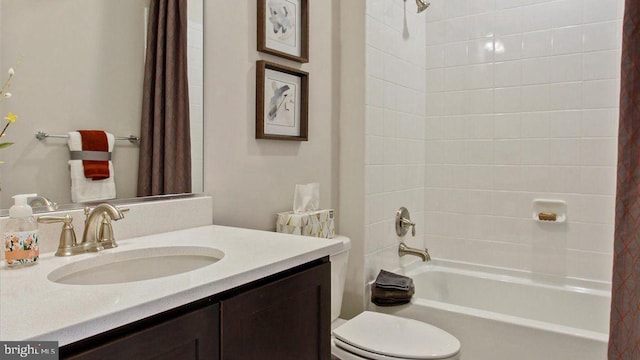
left=579, top=166, right=617, bottom=195
left=495, top=0, right=524, bottom=10
left=548, top=82, right=583, bottom=110
left=469, top=114, right=495, bottom=139
left=367, top=0, right=622, bottom=285
left=521, top=3, right=552, bottom=33
left=469, top=89, right=495, bottom=114
left=494, top=87, right=522, bottom=113
left=494, top=7, right=522, bottom=35
left=583, top=0, right=620, bottom=23
left=521, top=139, right=550, bottom=164
left=547, top=139, right=582, bottom=165
left=581, top=138, right=618, bottom=166
left=583, top=50, right=621, bottom=80
left=445, top=17, right=469, bottom=43
left=522, top=30, right=553, bottom=58
left=494, top=35, right=523, bottom=61
left=426, top=45, right=445, bottom=69
left=521, top=112, right=550, bottom=138
left=468, top=13, right=495, bottom=39
left=444, top=66, right=469, bottom=91
left=445, top=0, right=469, bottom=19
left=551, top=0, right=583, bottom=28
left=470, top=0, right=496, bottom=15
left=494, top=113, right=522, bottom=138
left=549, top=54, right=583, bottom=83
left=521, top=85, right=551, bottom=112
left=547, top=166, right=582, bottom=193
left=583, top=21, right=622, bottom=52
left=552, top=26, right=583, bottom=55
left=444, top=42, right=470, bottom=66
left=364, top=5, right=428, bottom=290
left=468, top=38, right=496, bottom=63
left=468, top=64, right=495, bottom=89
left=582, top=79, right=621, bottom=109
left=582, top=109, right=619, bottom=137
left=548, top=111, right=582, bottom=138
left=522, top=58, right=551, bottom=85
left=494, top=61, right=522, bottom=87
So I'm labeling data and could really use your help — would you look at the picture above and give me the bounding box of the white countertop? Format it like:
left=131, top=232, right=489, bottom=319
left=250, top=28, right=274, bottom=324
left=0, top=225, right=343, bottom=345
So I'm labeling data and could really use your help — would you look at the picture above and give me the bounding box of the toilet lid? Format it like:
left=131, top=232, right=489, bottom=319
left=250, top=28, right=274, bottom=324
left=332, top=311, right=460, bottom=360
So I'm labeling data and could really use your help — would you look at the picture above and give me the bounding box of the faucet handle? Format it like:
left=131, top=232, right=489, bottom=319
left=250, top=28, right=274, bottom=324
left=400, top=218, right=416, bottom=236
left=38, top=215, right=81, bottom=256
left=97, top=207, right=128, bottom=249
left=98, top=213, right=118, bottom=249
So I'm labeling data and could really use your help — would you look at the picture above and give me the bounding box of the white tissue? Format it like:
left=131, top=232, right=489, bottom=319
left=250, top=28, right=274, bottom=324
left=293, top=183, right=320, bottom=214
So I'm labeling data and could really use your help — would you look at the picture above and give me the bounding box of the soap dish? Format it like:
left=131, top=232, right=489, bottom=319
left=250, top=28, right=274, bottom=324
left=532, top=199, right=567, bottom=223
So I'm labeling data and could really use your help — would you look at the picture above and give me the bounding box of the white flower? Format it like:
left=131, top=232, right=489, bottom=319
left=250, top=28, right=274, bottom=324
left=4, top=92, right=11, bottom=99
left=7, top=67, right=14, bottom=76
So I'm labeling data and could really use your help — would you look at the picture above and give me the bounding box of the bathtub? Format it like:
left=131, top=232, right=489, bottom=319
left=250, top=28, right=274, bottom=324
left=372, top=260, right=611, bottom=360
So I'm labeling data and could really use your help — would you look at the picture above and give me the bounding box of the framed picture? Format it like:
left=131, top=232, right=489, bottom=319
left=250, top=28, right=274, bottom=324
left=256, top=60, right=308, bottom=141
left=257, top=0, right=309, bottom=63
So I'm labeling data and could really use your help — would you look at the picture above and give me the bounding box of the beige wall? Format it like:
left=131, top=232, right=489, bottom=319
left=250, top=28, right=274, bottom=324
left=338, top=0, right=366, bottom=318
left=204, top=0, right=340, bottom=231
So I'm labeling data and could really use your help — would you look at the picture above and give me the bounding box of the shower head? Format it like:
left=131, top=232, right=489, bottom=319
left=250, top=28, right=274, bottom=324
left=405, top=0, right=430, bottom=13
left=415, top=0, right=430, bottom=13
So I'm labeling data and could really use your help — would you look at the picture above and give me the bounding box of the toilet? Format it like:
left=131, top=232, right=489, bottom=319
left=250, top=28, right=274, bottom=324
left=330, top=236, right=461, bottom=360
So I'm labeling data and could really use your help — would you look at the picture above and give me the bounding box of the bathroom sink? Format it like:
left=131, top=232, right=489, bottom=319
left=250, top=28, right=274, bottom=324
left=48, top=246, right=225, bottom=285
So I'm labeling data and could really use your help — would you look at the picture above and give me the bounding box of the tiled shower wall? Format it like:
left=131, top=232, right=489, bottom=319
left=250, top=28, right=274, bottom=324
left=423, top=0, right=624, bottom=282
left=364, top=0, right=427, bottom=284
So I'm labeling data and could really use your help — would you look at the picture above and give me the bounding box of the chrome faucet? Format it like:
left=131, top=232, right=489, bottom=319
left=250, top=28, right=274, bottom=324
left=82, top=204, right=128, bottom=252
left=399, top=242, right=431, bottom=262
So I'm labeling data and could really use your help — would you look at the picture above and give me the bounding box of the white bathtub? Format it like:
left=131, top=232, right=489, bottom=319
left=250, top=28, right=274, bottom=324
left=373, top=260, right=611, bottom=360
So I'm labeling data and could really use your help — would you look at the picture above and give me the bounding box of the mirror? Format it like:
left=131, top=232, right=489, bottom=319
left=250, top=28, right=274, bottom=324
left=0, top=0, right=204, bottom=211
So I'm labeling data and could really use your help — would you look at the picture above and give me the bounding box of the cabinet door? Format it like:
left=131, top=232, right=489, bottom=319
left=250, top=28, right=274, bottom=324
left=65, top=303, right=220, bottom=360
left=221, top=261, right=331, bottom=360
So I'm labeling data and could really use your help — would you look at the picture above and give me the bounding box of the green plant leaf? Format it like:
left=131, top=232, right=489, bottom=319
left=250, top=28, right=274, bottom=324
left=0, top=142, right=14, bottom=149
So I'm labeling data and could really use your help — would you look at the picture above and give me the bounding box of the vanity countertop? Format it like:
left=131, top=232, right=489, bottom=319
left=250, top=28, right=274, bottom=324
left=0, top=225, right=343, bottom=345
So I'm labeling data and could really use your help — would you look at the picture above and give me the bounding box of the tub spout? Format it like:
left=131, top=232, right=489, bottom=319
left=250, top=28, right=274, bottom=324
left=399, top=242, right=431, bottom=262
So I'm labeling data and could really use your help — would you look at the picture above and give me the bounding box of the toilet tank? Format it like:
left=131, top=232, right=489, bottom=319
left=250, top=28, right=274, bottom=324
left=329, top=236, right=351, bottom=322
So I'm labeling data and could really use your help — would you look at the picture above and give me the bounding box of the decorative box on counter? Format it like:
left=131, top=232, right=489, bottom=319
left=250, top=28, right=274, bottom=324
left=276, top=209, right=335, bottom=239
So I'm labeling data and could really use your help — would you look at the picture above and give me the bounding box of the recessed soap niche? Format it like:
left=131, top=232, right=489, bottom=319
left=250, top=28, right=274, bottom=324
left=532, top=199, right=567, bottom=223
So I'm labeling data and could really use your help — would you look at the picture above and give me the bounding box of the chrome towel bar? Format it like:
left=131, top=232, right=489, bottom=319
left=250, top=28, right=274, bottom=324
left=35, top=131, right=140, bottom=143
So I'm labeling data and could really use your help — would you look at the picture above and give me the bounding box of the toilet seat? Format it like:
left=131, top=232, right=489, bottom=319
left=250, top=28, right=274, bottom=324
left=331, top=311, right=460, bottom=360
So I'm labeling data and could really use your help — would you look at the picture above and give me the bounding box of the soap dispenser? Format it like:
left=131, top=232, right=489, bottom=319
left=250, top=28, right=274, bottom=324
left=3, top=193, right=39, bottom=267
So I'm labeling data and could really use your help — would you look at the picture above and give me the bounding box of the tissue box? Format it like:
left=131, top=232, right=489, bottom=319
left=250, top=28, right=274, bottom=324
left=276, top=209, right=335, bottom=239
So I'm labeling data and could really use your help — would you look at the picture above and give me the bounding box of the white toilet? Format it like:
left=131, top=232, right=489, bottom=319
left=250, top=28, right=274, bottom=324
left=330, top=236, right=461, bottom=360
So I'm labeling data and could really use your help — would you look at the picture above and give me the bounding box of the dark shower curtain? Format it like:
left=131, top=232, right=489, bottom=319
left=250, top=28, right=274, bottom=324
left=137, top=0, right=192, bottom=196
left=608, top=0, right=640, bottom=358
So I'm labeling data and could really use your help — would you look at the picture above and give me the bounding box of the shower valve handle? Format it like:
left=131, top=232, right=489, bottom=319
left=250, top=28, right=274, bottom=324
left=401, top=218, right=416, bottom=236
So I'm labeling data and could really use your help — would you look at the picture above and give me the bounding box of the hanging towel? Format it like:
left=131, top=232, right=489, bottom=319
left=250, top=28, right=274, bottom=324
left=67, top=131, right=116, bottom=203
left=78, top=130, right=110, bottom=180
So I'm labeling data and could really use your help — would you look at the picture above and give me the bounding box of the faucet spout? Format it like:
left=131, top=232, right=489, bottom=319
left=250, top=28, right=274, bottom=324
left=399, top=242, right=431, bottom=262
left=81, top=203, right=126, bottom=251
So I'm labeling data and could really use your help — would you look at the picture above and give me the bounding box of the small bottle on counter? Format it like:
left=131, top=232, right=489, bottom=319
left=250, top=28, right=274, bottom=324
left=3, top=193, right=39, bottom=268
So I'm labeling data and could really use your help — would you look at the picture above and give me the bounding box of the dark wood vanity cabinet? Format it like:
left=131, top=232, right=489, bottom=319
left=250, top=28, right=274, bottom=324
left=60, top=259, right=330, bottom=360
left=220, top=259, right=331, bottom=360
left=63, top=304, right=220, bottom=360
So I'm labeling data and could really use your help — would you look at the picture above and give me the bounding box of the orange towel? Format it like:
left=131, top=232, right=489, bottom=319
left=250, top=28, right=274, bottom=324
left=78, top=130, right=110, bottom=180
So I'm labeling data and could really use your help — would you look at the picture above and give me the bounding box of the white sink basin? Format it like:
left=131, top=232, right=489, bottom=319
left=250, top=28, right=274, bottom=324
left=48, top=246, right=225, bottom=285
